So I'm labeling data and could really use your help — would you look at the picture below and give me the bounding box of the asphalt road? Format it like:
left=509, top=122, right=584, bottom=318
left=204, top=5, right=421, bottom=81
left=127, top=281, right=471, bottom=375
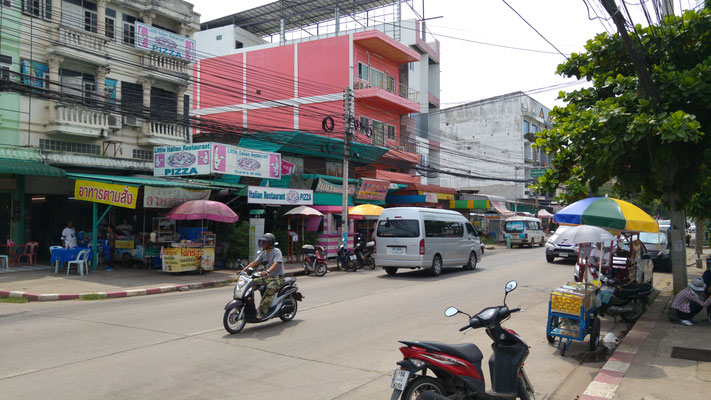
left=0, top=247, right=629, bottom=399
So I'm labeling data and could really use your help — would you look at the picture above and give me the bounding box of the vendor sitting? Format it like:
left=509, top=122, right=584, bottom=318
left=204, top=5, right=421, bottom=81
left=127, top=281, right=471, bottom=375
left=669, top=278, right=711, bottom=326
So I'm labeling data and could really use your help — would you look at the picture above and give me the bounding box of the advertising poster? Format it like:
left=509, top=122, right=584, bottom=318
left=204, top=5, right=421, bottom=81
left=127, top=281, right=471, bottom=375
left=355, top=178, right=389, bottom=201
left=247, top=186, right=313, bottom=205
left=143, top=186, right=210, bottom=208
left=135, top=22, right=196, bottom=62
left=162, top=247, right=215, bottom=272
left=153, top=143, right=211, bottom=176
left=74, top=180, right=139, bottom=209
left=211, top=143, right=281, bottom=179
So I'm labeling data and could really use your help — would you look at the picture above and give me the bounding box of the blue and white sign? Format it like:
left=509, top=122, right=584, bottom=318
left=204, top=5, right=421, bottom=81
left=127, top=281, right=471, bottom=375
left=247, top=186, right=313, bottom=205
left=135, top=22, right=196, bottom=62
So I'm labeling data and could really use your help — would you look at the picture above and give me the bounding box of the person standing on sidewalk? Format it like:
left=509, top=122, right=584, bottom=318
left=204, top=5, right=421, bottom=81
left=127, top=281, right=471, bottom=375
left=669, top=278, right=711, bottom=325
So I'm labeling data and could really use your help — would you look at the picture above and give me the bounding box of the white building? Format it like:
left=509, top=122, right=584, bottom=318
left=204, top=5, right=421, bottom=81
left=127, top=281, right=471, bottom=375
left=439, top=92, right=553, bottom=200
left=1, top=0, right=200, bottom=171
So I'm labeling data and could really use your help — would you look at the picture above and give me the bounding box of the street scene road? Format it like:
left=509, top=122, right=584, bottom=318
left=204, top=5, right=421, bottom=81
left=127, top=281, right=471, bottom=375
left=0, top=247, right=638, bottom=400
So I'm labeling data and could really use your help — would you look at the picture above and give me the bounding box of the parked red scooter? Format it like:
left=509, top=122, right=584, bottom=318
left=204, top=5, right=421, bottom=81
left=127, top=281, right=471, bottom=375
left=390, top=281, right=535, bottom=400
left=301, top=244, right=328, bottom=277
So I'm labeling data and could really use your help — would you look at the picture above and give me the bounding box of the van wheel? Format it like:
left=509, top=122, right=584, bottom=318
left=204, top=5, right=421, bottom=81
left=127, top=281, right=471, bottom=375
left=385, top=267, right=398, bottom=275
left=429, top=255, right=442, bottom=276
left=529, top=238, right=535, bottom=248
left=464, top=252, right=477, bottom=270
left=540, top=237, right=545, bottom=247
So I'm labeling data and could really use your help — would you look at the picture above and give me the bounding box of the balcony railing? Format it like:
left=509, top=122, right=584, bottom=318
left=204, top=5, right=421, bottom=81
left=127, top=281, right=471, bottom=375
left=147, top=121, right=185, bottom=140
left=54, top=104, right=109, bottom=131
left=57, top=25, right=107, bottom=53
left=145, top=53, right=189, bottom=75
left=354, top=71, right=419, bottom=103
left=400, top=137, right=416, bottom=153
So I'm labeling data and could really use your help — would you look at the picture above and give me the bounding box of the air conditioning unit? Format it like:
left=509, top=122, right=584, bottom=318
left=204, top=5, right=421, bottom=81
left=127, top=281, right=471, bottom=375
left=107, top=114, right=122, bottom=130
left=123, top=115, right=141, bottom=127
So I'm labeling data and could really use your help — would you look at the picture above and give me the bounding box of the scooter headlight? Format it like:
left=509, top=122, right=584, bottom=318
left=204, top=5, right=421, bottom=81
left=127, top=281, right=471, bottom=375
left=237, top=275, right=248, bottom=289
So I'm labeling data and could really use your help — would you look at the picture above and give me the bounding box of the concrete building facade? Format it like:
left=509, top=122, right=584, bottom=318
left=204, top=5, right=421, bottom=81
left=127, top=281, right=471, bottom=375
left=0, top=0, right=200, bottom=172
left=439, top=92, right=553, bottom=200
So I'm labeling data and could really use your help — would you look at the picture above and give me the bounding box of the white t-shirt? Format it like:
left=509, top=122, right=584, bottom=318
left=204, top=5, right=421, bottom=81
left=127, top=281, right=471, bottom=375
left=62, top=227, right=77, bottom=249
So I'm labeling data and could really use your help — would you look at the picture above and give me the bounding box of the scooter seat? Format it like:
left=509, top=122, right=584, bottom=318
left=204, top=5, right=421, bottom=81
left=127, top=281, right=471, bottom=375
left=401, top=340, right=483, bottom=364
left=283, top=277, right=296, bottom=286
left=615, top=283, right=653, bottom=298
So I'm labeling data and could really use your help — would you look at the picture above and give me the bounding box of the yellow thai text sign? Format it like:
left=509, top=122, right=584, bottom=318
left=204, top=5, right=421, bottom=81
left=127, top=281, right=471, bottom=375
left=162, top=247, right=215, bottom=273
left=74, top=180, right=138, bottom=209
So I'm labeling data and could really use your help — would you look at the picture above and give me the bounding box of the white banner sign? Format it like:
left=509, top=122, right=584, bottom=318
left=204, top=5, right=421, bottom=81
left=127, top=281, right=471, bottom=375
left=135, top=22, right=196, bottom=62
left=153, top=143, right=212, bottom=177
left=153, top=143, right=281, bottom=179
left=247, top=186, right=313, bottom=205
left=211, top=143, right=281, bottom=179
left=143, top=186, right=211, bottom=208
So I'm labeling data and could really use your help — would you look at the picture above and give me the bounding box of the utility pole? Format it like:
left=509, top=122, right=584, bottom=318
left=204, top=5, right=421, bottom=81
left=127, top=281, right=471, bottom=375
left=601, top=0, right=688, bottom=292
left=342, top=87, right=353, bottom=247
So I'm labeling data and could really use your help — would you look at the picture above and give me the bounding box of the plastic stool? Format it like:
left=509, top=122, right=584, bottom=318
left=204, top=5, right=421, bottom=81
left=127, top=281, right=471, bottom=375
left=0, top=255, right=8, bottom=270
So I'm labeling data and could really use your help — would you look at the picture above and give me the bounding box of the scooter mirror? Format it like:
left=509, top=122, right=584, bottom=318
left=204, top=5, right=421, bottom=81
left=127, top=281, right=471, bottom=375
left=444, top=307, right=460, bottom=317
left=505, top=280, right=518, bottom=293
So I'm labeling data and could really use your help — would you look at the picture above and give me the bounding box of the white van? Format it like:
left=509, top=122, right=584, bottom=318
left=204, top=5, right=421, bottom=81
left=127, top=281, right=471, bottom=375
left=503, top=216, right=545, bottom=247
left=374, top=207, right=483, bottom=276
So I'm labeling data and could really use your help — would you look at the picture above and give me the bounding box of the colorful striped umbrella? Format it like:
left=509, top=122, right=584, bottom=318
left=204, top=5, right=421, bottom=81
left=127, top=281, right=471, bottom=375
left=554, top=197, right=658, bottom=233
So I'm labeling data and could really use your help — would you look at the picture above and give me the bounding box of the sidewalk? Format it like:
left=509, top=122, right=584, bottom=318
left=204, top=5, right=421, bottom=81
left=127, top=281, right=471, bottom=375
left=0, top=261, right=336, bottom=301
left=580, top=251, right=711, bottom=400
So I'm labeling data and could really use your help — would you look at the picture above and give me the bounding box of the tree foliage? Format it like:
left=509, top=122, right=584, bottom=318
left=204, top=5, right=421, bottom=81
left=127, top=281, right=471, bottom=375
left=535, top=9, right=711, bottom=213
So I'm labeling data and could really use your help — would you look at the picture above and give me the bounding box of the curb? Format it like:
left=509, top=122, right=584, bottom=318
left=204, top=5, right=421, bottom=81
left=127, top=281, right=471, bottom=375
left=578, top=293, right=670, bottom=400
left=0, top=264, right=341, bottom=302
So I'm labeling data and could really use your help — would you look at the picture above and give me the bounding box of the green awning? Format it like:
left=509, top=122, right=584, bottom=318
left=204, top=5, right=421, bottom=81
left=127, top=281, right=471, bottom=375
left=239, top=131, right=389, bottom=164
left=314, top=192, right=354, bottom=206
left=66, top=173, right=212, bottom=189
left=192, top=177, right=245, bottom=189
left=301, top=174, right=359, bottom=184
left=0, top=158, right=65, bottom=177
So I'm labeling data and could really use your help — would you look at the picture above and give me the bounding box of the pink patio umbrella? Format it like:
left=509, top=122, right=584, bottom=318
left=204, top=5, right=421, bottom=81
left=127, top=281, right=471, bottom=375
left=165, top=200, right=238, bottom=223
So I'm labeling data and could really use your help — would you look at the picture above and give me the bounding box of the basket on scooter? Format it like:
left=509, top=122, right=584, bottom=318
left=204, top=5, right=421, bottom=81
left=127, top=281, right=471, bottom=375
left=302, top=244, right=316, bottom=256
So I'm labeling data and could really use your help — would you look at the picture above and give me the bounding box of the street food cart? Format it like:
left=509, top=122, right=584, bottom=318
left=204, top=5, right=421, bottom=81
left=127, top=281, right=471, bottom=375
left=546, top=280, right=600, bottom=356
left=162, top=200, right=237, bottom=273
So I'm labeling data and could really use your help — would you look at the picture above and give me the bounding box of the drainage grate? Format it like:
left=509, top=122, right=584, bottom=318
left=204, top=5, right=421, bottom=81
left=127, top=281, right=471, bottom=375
left=671, top=347, right=711, bottom=362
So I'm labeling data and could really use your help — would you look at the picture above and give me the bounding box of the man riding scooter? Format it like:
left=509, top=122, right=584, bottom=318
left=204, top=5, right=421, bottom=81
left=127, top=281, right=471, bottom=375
left=243, top=233, right=284, bottom=319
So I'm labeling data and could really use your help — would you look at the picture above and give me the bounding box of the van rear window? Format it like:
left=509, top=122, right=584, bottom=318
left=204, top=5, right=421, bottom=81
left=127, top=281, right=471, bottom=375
left=377, top=219, right=420, bottom=238
left=504, top=221, right=525, bottom=233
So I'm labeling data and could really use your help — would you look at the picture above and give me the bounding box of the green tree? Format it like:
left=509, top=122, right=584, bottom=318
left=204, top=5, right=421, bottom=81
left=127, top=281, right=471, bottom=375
left=534, top=9, right=711, bottom=291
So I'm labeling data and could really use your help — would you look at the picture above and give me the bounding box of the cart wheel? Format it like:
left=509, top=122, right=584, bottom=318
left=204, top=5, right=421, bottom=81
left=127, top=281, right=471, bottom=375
left=547, top=316, right=557, bottom=344
left=589, top=317, right=601, bottom=351
left=560, top=344, right=567, bottom=356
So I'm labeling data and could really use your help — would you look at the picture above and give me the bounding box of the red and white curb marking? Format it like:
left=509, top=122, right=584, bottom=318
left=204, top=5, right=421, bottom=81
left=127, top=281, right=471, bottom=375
left=579, top=304, right=665, bottom=400
left=0, top=279, right=237, bottom=302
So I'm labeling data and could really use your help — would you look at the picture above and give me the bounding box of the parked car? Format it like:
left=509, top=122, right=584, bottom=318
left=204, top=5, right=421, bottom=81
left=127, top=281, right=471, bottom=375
left=374, top=207, right=483, bottom=276
left=503, top=216, right=545, bottom=247
left=640, top=231, right=671, bottom=271
left=545, top=225, right=578, bottom=262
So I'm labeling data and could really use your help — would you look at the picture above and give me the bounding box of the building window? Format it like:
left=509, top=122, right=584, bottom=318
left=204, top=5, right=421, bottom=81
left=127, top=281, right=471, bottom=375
left=105, top=17, right=115, bottom=39
left=22, top=0, right=52, bottom=20
left=358, top=116, right=370, bottom=134
left=358, top=62, right=370, bottom=82
left=235, top=40, right=243, bottom=49
left=216, top=35, right=222, bottom=40
left=60, top=69, right=96, bottom=104
left=84, top=10, right=98, bottom=33
left=386, top=74, right=396, bottom=93
left=532, top=124, right=538, bottom=133
left=409, top=62, right=414, bottom=71
left=151, top=87, right=177, bottom=122
left=39, top=139, right=100, bottom=155
left=133, top=149, right=153, bottom=160
left=523, top=120, right=529, bottom=134
left=20, top=59, right=49, bottom=89
left=0, top=54, right=11, bottom=81
left=121, top=81, right=143, bottom=115
left=372, top=120, right=385, bottom=146
left=387, top=124, right=396, bottom=140
left=123, top=14, right=141, bottom=45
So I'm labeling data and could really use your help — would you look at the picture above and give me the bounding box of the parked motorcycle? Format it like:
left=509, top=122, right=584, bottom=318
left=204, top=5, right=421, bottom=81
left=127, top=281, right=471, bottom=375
left=596, top=275, right=653, bottom=323
left=346, top=235, right=375, bottom=271
left=337, top=241, right=351, bottom=271
left=223, top=266, right=304, bottom=334
left=301, top=244, right=328, bottom=277
left=390, top=280, right=535, bottom=400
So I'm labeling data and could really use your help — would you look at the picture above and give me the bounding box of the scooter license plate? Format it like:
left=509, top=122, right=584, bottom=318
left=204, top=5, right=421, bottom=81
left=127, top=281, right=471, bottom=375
left=391, top=369, right=410, bottom=390
left=349, top=254, right=358, bottom=261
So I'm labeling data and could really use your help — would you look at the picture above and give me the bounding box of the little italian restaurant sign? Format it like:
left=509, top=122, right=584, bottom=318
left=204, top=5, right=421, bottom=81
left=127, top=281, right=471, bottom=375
left=74, top=180, right=139, bottom=209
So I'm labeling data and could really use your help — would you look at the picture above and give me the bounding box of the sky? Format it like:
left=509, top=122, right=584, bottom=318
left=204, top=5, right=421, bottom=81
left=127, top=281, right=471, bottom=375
left=187, top=0, right=699, bottom=110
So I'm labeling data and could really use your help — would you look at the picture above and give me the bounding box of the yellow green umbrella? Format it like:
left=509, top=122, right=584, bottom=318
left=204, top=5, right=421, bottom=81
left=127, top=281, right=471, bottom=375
left=554, top=197, right=658, bottom=233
